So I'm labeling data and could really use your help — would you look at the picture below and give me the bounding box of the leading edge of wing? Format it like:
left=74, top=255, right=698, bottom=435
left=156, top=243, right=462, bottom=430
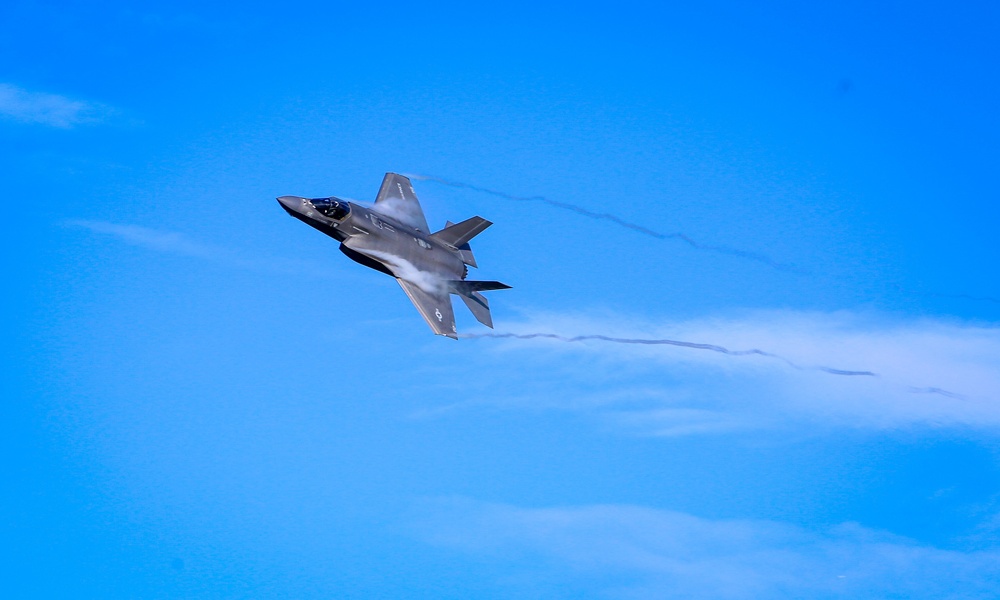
left=373, top=173, right=431, bottom=233
left=396, top=278, right=457, bottom=339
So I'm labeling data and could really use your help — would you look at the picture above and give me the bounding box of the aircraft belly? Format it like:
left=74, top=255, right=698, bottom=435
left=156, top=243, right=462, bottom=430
left=342, top=229, right=464, bottom=283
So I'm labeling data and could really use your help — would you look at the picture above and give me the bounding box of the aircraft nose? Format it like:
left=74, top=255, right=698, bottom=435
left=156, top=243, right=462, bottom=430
left=277, top=195, right=304, bottom=211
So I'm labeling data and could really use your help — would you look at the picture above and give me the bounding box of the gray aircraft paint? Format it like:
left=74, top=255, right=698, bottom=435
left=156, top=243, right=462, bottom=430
left=277, top=173, right=510, bottom=339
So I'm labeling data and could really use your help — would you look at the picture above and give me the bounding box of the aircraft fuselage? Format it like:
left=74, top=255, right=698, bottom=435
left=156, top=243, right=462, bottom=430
left=277, top=195, right=466, bottom=284
left=277, top=173, right=509, bottom=338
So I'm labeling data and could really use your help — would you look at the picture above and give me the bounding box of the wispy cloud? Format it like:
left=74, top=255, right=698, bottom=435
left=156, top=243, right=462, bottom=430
left=452, top=310, right=1000, bottom=431
left=67, top=219, right=344, bottom=279
left=932, top=293, right=1000, bottom=305
left=70, top=220, right=220, bottom=258
left=0, top=83, right=113, bottom=127
left=415, top=498, right=1000, bottom=599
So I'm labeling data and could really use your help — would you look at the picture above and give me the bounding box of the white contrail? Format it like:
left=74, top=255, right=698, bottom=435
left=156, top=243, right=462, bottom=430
left=463, top=331, right=965, bottom=399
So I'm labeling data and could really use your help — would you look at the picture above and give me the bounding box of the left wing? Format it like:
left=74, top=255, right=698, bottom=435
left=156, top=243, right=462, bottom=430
left=373, top=173, right=431, bottom=233
left=397, top=279, right=457, bottom=339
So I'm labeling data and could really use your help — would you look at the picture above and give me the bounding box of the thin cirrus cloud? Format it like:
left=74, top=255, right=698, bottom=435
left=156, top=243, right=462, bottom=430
left=413, top=497, right=1000, bottom=599
left=70, top=219, right=1000, bottom=433
left=69, top=220, right=230, bottom=261
left=457, top=310, right=1000, bottom=432
left=0, top=83, right=112, bottom=127
left=67, top=219, right=345, bottom=279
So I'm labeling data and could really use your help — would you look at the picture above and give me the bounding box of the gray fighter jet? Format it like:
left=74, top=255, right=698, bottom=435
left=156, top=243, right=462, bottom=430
left=277, top=173, right=510, bottom=339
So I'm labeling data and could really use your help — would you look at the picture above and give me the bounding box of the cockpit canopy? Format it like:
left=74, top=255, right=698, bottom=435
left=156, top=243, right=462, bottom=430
left=309, top=197, right=350, bottom=220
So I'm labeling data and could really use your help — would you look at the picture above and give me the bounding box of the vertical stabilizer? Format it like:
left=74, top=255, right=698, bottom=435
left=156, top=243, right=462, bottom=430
left=458, top=290, right=493, bottom=328
left=447, top=280, right=511, bottom=329
left=443, top=221, right=477, bottom=267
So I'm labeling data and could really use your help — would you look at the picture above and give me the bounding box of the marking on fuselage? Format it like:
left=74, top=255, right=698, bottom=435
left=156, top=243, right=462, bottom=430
left=434, top=308, right=443, bottom=321
left=371, top=215, right=395, bottom=233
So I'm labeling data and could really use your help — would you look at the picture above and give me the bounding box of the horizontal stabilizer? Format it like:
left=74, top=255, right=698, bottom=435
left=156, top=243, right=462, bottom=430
left=448, top=280, right=511, bottom=295
left=431, top=217, right=492, bottom=249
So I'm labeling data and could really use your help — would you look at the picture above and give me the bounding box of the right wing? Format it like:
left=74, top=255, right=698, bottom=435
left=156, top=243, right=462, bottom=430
left=397, top=279, right=457, bottom=339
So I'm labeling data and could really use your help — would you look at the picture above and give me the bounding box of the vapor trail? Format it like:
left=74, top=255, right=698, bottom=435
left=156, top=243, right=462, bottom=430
left=463, top=332, right=874, bottom=376
left=407, top=174, right=799, bottom=272
left=907, top=386, right=968, bottom=400
left=463, top=332, right=966, bottom=399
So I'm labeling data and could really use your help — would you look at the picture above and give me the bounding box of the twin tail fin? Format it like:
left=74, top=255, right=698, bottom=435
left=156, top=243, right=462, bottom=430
left=430, top=217, right=491, bottom=267
left=447, top=280, right=511, bottom=329
left=432, top=218, right=509, bottom=329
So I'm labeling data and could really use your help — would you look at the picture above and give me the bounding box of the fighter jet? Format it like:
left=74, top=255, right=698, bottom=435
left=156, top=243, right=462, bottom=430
left=277, top=173, right=510, bottom=339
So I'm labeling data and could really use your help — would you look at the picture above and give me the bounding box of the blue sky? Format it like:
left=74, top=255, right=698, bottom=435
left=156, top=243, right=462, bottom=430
left=4, top=0, right=1000, bottom=597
